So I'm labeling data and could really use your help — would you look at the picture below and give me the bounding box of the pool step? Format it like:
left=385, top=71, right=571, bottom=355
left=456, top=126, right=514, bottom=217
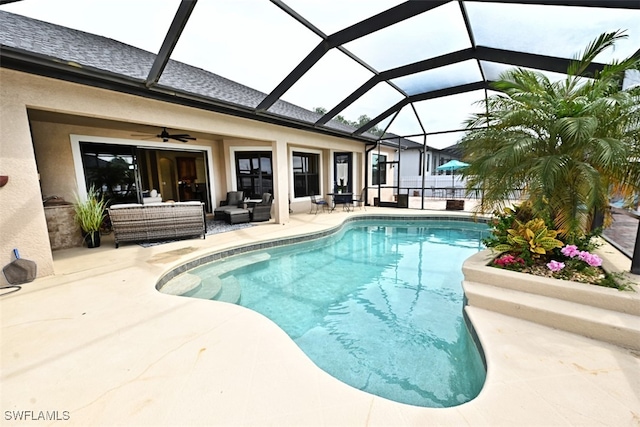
left=212, top=276, right=241, bottom=304
left=197, top=252, right=270, bottom=277
left=183, top=275, right=223, bottom=300
left=184, top=252, right=267, bottom=304
left=160, top=273, right=201, bottom=296
left=463, top=280, right=640, bottom=351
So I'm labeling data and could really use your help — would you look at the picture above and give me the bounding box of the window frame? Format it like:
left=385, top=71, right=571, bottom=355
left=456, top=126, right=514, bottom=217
left=290, top=148, right=323, bottom=199
left=372, top=153, right=387, bottom=185
left=232, top=149, right=273, bottom=199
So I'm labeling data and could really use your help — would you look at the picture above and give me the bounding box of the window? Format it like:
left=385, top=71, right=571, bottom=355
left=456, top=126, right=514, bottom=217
left=372, top=154, right=387, bottom=185
left=420, top=152, right=431, bottom=175
left=235, top=151, right=273, bottom=199
left=80, top=142, right=138, bottom=204
left=293, top=151, right=320, bottom=197
left=334, top=152, right=352, bottom=193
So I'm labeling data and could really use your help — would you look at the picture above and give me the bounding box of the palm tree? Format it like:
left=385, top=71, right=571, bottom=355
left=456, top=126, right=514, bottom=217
left=459, top=30, right=640, bottom=240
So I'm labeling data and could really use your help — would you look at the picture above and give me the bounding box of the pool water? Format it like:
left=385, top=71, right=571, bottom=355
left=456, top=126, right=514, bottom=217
left=186, top=220, right=488, bottom=407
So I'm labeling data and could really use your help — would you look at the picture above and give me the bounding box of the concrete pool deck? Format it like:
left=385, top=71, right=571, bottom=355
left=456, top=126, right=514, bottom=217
left=1, top=206, right=639, bottom=426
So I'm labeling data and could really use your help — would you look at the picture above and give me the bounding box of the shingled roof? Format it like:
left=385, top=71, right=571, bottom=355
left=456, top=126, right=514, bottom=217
left=3, top=2, right=636, bottom=148
left=0, top=10, right=368, bottom=139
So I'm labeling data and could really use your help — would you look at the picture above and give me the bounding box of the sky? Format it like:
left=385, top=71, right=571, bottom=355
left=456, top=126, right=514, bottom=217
left=2, top=0, right=639, bottom=149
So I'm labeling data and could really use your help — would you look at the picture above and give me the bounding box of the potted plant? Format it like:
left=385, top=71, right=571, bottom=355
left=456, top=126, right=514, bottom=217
left=74, top=185, right=107, bottom=248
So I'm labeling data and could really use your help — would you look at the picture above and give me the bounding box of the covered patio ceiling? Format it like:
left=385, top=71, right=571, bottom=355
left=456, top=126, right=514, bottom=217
left=1, top=0, right=639, bottom=149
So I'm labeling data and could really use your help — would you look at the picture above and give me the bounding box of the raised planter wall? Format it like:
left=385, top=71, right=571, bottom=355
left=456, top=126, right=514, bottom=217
left=462, top=249, right=640, bottom=351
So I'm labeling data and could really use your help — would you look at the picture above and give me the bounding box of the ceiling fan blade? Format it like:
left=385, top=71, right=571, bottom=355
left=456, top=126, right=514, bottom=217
left=131, top=128, right=196, bottom=142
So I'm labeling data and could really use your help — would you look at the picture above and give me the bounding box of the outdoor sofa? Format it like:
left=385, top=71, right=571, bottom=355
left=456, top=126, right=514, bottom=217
left=108, top=201, right=206, bottom=248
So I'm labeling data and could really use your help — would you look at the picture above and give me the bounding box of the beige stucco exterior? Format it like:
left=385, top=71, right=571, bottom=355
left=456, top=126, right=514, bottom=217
left=0, top=68, right=367, bottom=278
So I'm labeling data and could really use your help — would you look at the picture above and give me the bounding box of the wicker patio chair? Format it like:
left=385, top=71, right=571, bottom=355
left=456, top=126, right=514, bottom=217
left=249, top=193, right=273, bottom=222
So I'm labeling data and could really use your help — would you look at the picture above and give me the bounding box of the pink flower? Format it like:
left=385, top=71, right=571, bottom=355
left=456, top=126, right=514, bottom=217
left=547, top=260, right=565, bottom=272
left=494, top=255, right=513, bottom=266
left=561, top=246, right=602, bottom=267
left=579, top=252, right=602, bottom=267
left=494, top=254, right=525, bottom=268
left=561, top=245, right=580, bottom=258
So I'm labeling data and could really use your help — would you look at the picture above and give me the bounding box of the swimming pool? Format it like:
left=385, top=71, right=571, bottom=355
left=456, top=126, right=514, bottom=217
left=168, top=219, right=488, bottom=408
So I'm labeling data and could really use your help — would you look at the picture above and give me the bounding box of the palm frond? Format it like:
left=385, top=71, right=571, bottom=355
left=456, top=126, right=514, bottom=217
left=567, top=30, right=628, bottom=78
left=459, top=31, right=639, bottom=237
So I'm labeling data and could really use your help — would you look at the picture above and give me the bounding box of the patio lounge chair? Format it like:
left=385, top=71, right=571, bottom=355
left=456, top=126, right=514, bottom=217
left=309, top=193, right=329, bottom=214
left=249, top=193, right=273, bottom=222
left=214, top=191, right=244, bottom=220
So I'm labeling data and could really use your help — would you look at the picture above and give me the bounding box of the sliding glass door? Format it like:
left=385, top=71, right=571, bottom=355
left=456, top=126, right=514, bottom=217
left=78, top=142, right=211, bottom=211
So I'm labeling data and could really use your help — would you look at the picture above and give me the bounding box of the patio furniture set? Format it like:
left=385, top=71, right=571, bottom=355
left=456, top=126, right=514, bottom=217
left=107, top=192, right=273, bottom=247
left=310, top=189, right=366, bottom=214
left=213, top=191, right=273, bottom=224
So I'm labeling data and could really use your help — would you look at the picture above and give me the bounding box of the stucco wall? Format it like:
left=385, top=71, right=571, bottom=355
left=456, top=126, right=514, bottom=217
left=0, top=68, right=365, bottom=278
left=0, top=73, right=53, bottom=276
left=31, top=121, right=87, bottom=203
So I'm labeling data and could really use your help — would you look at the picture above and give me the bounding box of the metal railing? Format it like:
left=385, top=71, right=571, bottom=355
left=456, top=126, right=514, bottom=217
left=367, top=184, right=640, bottom=275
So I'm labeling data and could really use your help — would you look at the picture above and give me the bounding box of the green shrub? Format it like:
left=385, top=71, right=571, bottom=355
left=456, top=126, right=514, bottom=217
left=74, top=185, right=107, bottom=234
left=494, top=218, right=564, bottom=259
left=482, top=203, right=536, bottom=249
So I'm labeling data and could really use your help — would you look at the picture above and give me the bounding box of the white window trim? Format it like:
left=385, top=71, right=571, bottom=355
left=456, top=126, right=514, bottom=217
left=70, top=134, right=215, bottom=203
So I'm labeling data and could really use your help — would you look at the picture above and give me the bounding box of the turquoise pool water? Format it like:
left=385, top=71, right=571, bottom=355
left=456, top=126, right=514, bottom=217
left=184, top=220, right=488, bottom=407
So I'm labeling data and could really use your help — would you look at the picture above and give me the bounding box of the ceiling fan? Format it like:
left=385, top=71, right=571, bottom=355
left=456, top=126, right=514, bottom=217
left=132, top=127, right=196, bottom=143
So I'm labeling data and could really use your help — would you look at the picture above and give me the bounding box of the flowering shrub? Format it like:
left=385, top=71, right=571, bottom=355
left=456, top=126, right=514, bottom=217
left=560, top=245, right=602, bottom=266
left=579, top=251, right=602, bottom=267
left=560, top=245, right=580, bottom=258
left=485, top=211, right=629, bottom=290
left=493, top=254, right=525, bottom=270
left=546, top=260, right=565, bottom=272
left=544, top=245, right=605, bottom=283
